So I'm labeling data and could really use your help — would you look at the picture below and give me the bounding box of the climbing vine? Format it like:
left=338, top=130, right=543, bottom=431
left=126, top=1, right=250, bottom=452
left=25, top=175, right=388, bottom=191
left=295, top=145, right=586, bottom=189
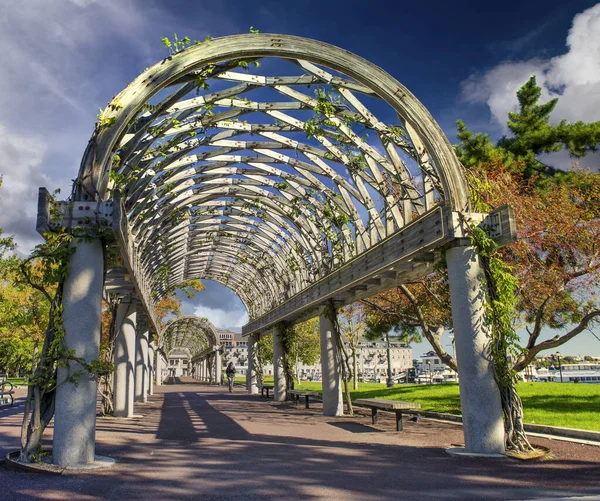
left=276, top=321, right=297, bottom=395
left=14, top=196, right=114, bottom=463
left=324, top=300, right=354, bottom=415
left=254, top=333, right=273, bottom=387
left=466, top=222, right=533, bottom=453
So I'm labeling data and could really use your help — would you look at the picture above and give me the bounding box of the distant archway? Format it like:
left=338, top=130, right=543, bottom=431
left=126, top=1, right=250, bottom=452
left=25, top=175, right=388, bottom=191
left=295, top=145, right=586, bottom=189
left=160, top=315, right=220, bottom=381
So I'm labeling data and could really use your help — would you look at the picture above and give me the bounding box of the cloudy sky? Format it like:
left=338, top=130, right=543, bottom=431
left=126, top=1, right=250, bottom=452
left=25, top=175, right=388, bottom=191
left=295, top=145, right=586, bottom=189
left=0, top=0, right=599, bottom=355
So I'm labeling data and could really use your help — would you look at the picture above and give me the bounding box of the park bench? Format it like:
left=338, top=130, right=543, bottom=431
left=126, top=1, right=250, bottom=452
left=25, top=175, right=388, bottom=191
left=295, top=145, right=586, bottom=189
left=288, top=389, right=320, bottom=409
left=355, top=398, right=420, bottom=431
left=0, top=381, right=15, bottom=407
left=260, top=385, right=274, bottom=398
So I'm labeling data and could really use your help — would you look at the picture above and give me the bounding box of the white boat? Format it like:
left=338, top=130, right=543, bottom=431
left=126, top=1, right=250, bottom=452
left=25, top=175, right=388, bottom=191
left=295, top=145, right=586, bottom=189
left=534, top=363, right=600, bottom=383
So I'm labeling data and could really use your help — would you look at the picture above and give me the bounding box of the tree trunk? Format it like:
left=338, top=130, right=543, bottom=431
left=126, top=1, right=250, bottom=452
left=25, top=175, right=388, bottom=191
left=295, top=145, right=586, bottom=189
left=100, top=301, right=118, bottom=416
left=352, top=348, right=358, bottom=390
left=499, top=379, right=533, bottom=453
left=19, top=290, right=61, bottom=463
left=327, top=301, right=353, bottom=415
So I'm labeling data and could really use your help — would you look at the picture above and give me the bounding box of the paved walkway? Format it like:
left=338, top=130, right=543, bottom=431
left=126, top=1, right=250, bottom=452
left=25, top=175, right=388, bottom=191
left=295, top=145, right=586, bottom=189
left=0, top=382, right=599, bottom=500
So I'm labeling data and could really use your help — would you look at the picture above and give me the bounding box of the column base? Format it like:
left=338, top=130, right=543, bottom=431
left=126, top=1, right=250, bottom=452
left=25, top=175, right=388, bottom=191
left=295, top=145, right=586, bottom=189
left=5, top=452, right=116, bottom=474
left=445, top=447, right=506, bottom=459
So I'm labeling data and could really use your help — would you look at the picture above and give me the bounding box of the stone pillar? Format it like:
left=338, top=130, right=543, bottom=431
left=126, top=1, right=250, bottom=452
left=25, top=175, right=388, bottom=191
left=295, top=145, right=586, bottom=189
left=272, top=325, right=286, bottom=402
left=155, top=349, right=163, bottom=386
left=135, top=323, right=149, bottom=403
left=148, top=342, right=154, bottom=396
left=215, top=348, right=222, bottom=385
left=113, top=299, right=136, bottom=418
left=52, top=239, right=104, bottom=467
left=447, top=245, right=505, bottom=454
left=247, top=334, right=259, bottom=394
left=319, top=314, right=343, bottom=416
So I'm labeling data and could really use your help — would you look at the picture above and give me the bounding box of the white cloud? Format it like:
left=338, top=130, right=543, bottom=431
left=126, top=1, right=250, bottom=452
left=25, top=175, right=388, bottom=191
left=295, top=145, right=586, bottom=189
left=192, top=304, right=248, bottom=332
left=0, top=1, right=242, bottom=253
left=461, top=4, right=600, bottom=133
left=0, top=1, right=182, bottom=252
left=0, top=126, right=54, bottom=252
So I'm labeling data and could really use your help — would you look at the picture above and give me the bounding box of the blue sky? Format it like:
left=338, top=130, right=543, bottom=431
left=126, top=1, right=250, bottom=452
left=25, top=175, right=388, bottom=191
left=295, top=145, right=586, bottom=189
left=0, top=0, right=599, bottom=356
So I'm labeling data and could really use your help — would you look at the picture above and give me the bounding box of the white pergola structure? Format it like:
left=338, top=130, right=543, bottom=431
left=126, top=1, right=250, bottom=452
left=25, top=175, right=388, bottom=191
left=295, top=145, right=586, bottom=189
left=161, top=316, right=222, bottom=384
left=38, top=34, right=515, bottom=467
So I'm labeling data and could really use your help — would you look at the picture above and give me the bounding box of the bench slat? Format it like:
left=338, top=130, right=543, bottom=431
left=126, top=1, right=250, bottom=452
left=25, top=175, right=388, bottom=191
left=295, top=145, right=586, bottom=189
left=355, top=398, right=420, bottom=410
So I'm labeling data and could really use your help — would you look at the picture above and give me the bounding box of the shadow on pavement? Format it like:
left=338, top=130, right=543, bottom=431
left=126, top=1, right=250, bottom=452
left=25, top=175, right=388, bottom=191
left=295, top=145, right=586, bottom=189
left=0, top=384, right=599, bottom=501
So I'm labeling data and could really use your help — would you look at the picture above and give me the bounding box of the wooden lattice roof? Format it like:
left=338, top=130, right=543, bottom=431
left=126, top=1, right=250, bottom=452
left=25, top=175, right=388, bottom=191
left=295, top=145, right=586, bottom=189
left=70, top=34, right=474, bottom=333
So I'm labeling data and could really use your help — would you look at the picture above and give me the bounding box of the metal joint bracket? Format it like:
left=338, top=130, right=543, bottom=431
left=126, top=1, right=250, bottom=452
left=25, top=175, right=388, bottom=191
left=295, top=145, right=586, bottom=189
left=36, top=187, right=115, bottom=237
left=449, top=205, right=516, bottom=248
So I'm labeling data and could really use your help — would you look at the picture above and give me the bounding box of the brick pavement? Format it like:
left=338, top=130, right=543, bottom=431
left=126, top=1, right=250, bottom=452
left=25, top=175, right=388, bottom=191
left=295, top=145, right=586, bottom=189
left=0, top=383, right=599, bottom=501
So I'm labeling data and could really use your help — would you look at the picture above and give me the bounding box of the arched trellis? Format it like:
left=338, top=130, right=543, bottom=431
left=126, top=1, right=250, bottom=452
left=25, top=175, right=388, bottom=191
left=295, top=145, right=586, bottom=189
left=39, top=34, right=515, bottom=466
left=66, top=33, right=480, bottom=330
left=161, top=315, right=219, bottom=358
left=160, top=315, right=221, bottom=383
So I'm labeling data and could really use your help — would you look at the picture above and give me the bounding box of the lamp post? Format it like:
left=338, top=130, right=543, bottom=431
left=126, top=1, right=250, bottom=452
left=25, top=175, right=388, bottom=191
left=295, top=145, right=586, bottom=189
left=556, top=352, right=563, bottom=383
left=427, top=360, right=432, bottom=384
left=385, top=332, right=394, bottom=388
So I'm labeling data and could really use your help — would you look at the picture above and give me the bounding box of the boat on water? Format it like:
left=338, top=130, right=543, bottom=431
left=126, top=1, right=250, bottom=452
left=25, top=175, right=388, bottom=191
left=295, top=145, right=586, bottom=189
left=534, top=363, right=600, bottom=383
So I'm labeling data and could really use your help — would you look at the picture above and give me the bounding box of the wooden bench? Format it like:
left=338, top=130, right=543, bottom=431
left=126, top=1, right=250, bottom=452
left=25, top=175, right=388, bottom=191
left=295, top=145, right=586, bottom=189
left=355, top=398, right=420, bottom=431
left=260, top=385, right=274, bottom=398
left=0, top=382, right=15, bottom=407
left=288, top=389, right=320, bottom=409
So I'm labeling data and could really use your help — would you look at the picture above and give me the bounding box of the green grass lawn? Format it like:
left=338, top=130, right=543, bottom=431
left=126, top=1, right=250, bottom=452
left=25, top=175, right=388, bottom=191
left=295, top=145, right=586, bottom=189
left=6, top=378, right=26, bottom=386
left=234, top=376, right=274, bottom=385
left=295, top=381, right=600, bottom=432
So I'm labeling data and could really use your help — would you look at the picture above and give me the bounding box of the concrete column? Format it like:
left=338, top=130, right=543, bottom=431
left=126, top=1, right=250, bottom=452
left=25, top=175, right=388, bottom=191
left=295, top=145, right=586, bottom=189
left=148, top=343, right=154, bottom=396
left=155, top=350, right=163, bottom=386
left=447, top=245, right=505, bottom=454
left=112, top=299, right=136, bottom=418
left=215, top=348, right=222, bottom=385
left=52, top=239, right=104, bottom=467
left=247, top=334, right=259, bottom=394
left=272, top=325, right=286, bottom=402
left=319, top=314, right=343, bottom=416
left=134, top=324, right=149, bottom=403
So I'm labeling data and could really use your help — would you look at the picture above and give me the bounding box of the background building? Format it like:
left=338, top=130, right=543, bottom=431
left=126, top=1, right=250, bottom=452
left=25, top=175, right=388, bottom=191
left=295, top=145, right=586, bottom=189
left=167, top=348, right=191, bottom=377
left=413, top=351, right=458, bottom=383
left=217, top=331, right=413, bottom=381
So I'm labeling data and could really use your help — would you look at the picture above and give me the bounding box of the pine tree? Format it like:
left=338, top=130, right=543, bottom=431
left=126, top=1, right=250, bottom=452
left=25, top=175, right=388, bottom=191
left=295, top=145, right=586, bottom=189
left=456, top=76, right=600, bottom=177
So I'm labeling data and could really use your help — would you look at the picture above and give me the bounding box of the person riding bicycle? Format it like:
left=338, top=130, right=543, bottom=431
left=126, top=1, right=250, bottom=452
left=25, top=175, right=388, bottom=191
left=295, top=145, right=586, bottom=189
left=226, top=362, right=236, bottom=392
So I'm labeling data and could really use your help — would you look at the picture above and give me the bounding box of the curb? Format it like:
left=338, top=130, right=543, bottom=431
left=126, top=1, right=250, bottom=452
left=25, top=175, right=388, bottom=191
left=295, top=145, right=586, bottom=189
left=399, top=409, right=600, bottom=444
left=277, top=394, right=600, bottom=445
